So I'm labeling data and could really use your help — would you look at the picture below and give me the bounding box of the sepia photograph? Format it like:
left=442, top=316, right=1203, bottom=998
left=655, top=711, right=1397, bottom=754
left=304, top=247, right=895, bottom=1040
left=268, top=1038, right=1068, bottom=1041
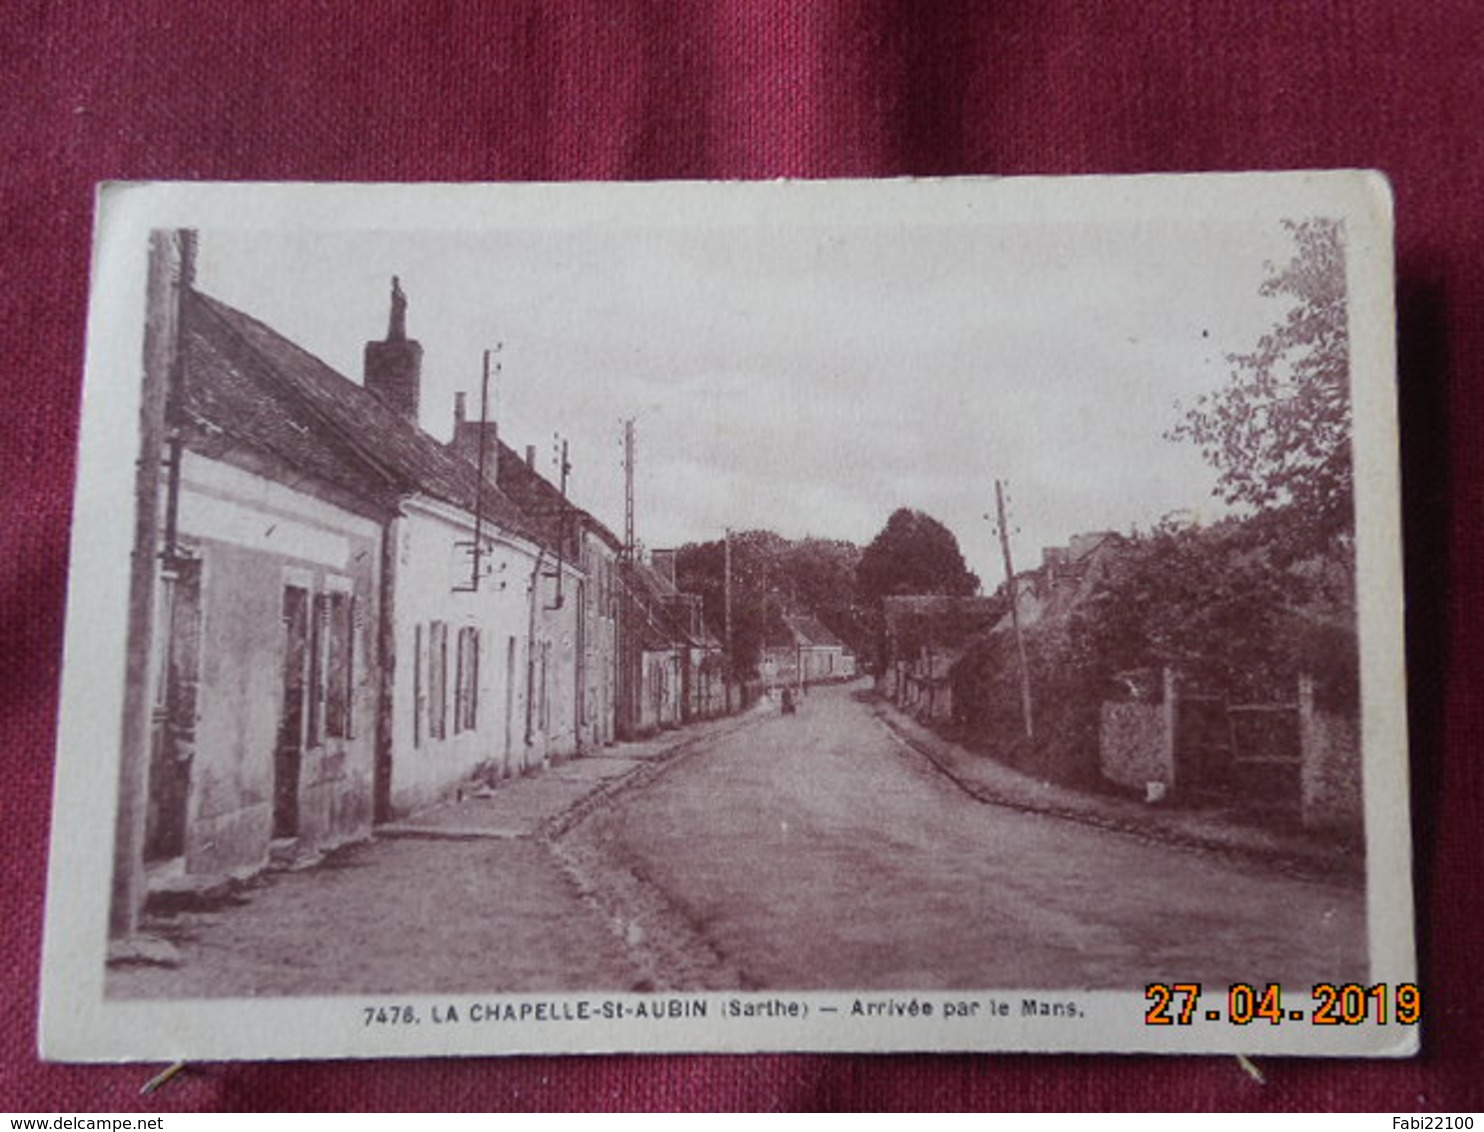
left=40, top=174, right=1413, bottom=1060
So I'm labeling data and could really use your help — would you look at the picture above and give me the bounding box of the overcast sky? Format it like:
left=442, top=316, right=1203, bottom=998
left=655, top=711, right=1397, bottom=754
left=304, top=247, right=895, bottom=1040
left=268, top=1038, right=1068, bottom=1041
left=194, top=210, right=1298, bottom=588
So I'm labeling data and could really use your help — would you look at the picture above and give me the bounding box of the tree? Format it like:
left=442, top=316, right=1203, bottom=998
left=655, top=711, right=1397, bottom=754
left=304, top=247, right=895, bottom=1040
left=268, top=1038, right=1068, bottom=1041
left=1068, top=520, right=1290, bottom=696
left=674, top=530, right=866, bottom=677
left=1169, top=219, right=1351, bottom=549
left=775, top=537, right=871, bottom=659
left=1066, top=516, right=1358, bottom=707
left=856, top=508, right=979, bottom=601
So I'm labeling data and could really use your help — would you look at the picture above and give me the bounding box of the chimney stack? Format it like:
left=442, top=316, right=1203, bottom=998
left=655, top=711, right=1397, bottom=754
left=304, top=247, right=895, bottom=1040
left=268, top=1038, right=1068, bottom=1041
left=525, top=445, right=536, bottom=469
left=363, top=276, right=423, bottom=424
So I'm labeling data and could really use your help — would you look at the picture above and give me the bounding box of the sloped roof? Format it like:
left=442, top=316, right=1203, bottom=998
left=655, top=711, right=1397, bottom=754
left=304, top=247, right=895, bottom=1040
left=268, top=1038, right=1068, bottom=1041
left=624, top=563, right=692, bottom=650
left=493, top=439, right=624, bottom=553
left=996, top=531, right=1125, bottom=630
left=183, top=291, right=544, bottom=546
left=628, top=558, right=677, bottom=600
left=179, top=305, right=397, bottom=515
left=785, top=614, right=848, bottom=651
left=622, top=559, right=714, bottom=649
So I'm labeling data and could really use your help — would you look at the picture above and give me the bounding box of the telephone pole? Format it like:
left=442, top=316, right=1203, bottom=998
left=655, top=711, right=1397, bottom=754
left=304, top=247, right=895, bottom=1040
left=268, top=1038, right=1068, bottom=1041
left=543, top=433, right=571, bottom=611
left=623, top=419, right=635, bottom=559
left=617, top=419, right=638, bottom=738
left=455, top=346, right=498, bottom=593
left=723, top=526, right=734, bottom=713
left=995, top=479, right=1035, bottom=740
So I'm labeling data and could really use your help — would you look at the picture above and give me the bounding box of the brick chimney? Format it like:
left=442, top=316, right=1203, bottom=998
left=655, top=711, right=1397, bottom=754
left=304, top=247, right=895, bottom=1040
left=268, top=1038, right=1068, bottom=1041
left=363, top=276, right=423, bottom=423
left=449, top=390, right=500, bottom=481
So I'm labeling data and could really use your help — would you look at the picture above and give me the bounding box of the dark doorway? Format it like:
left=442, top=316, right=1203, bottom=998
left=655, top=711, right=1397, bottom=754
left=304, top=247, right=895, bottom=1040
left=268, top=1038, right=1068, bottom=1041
left=276, top=584, right=310, bottom=838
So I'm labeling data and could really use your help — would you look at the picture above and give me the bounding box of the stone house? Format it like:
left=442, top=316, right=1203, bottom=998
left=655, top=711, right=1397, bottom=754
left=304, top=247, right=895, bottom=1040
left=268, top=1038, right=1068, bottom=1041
left=760, top=614, right=856, bottom=689
left=114, top=230, right=739, bottom=930
left=621, top=555, right=701, bottom=735
left=121, top=234, right=592, bottom=915
left=141, top=269, right=394, bottom=884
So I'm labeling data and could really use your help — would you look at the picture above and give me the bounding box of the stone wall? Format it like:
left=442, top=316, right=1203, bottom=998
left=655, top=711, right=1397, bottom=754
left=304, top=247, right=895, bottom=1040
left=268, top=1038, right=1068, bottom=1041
left=1099, top=701, right=1173, bottom=794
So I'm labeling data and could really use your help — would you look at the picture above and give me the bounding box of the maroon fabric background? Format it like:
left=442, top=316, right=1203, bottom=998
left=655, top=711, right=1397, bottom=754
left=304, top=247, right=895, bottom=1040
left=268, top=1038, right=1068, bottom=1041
left=1, top=1, right=1478, bottom=1113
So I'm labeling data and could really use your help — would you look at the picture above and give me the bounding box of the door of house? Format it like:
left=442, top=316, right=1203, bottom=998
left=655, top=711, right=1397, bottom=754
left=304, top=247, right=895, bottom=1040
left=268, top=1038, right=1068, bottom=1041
left=144, top=558, right=202, bottom=864
left=275, top=583, right=310, bottom=838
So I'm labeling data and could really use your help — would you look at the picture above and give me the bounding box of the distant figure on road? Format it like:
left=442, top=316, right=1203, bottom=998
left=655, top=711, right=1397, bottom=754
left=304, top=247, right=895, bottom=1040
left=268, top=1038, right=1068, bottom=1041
left=781, top=687, right=796, bottom=715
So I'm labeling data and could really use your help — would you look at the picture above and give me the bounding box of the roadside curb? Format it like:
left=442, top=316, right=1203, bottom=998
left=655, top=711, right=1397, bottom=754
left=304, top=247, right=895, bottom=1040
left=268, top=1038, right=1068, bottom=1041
left=380, top=706, right=771, bottom=846
left=870, top=698, right=1363, bottom=884
left=378, top=824, right=525, bottom=841
left=539, top=707, right=767, bottom=840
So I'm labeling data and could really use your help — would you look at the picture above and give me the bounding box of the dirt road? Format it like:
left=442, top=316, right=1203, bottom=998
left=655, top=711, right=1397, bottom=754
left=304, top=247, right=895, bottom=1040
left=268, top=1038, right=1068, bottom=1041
left=109, top=682, right=1365, bottom=998
left=563, top=682, right=1367, bottom=990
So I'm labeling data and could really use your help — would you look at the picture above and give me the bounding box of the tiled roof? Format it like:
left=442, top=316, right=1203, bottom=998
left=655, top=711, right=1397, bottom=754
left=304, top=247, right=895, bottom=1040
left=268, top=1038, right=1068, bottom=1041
left=622, top=560, right=706, bottom=649
left=179, top=303, right=398, bottom=515
left=631, top=607, right=684, bottom=652
left=184, top=291, right=544, bottom=546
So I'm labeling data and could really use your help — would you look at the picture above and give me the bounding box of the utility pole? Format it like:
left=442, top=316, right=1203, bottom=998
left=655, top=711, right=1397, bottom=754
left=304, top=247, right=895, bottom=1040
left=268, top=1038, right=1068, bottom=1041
left=617, top=418, right=637, bottom=738
left=723, top=526, right=733, bottom=713
left=623, top=419, right=635, bottom=560
left=455, top=345, right=498, bottom=593
left=543, top=433, right=570, bottom=611
left=113, top=230, right=186, bottom=942
left=995, top=479, right=1034, bottom=740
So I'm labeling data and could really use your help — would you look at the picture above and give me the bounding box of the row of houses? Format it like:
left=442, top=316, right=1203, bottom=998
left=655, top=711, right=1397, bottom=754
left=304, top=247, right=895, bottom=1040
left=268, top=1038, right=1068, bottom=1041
left=759, top=614, right=857, bottom=691
left=111, top=231, right=731, bottom=934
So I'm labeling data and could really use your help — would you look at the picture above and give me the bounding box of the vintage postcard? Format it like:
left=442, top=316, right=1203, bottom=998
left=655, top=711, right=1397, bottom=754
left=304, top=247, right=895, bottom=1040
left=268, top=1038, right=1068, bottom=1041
left=40, top=174, right=1415, bottom=1061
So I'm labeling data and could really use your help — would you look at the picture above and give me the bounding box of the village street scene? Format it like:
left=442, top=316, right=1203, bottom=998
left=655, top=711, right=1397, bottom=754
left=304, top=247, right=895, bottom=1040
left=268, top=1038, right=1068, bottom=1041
left=112, top=681, right=1364, bottom=998
left=105, top=208, right=1368, bottom=999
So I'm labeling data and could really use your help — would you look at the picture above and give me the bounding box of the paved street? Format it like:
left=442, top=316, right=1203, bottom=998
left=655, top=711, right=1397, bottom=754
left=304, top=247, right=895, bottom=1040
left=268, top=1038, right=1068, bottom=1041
left=110, top=682, right=1365, bottom=998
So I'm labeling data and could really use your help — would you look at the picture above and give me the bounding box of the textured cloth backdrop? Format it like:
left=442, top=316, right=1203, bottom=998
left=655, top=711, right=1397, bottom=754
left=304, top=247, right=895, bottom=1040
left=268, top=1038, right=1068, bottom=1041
left=1, top=0, right=1478, bottom=1112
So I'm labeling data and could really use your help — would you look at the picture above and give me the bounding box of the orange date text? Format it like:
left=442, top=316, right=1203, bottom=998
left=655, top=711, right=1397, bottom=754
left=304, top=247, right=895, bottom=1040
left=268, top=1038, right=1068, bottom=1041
left=1144, top=982, right=1421, bottom=1025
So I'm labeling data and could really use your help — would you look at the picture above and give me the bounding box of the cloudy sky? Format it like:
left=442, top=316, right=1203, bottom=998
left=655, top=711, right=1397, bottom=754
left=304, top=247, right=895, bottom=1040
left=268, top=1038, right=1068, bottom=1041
left=193, top=199, right=1299, bottom=587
